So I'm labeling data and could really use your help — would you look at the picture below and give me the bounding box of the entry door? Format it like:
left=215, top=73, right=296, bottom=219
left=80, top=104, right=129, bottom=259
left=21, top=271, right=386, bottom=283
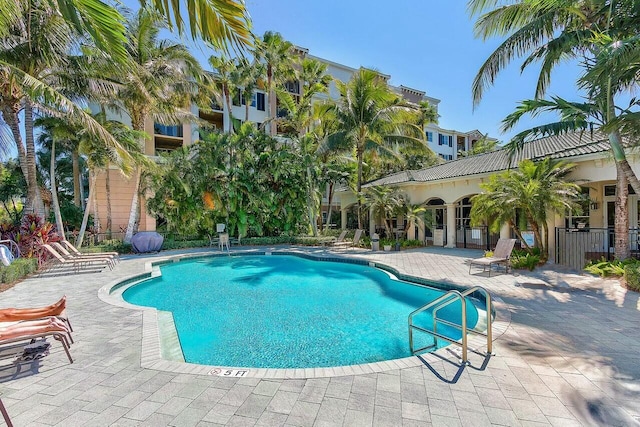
left=607, top=201, right=615, bottom=251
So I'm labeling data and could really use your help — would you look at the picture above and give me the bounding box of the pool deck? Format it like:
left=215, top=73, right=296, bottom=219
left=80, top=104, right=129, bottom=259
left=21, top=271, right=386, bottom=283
left=0, top=246, right=639, bottom=426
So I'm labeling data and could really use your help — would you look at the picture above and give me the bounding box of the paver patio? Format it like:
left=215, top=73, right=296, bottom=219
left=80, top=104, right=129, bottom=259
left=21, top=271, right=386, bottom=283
left=0, top=246, right=638, bottom=426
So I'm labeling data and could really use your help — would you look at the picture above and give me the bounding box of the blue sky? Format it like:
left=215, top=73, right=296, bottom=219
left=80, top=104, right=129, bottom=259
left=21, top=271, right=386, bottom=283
left=139, top=0, right=585, bottom=143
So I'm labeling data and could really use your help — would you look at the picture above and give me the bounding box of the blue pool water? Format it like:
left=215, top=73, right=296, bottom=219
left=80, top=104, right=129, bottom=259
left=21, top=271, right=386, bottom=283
left=122, top=255, right=479, bottom=368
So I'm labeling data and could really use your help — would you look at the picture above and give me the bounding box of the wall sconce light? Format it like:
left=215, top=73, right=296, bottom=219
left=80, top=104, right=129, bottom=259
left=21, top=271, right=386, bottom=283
left=590, top=200, right=599, bottom=210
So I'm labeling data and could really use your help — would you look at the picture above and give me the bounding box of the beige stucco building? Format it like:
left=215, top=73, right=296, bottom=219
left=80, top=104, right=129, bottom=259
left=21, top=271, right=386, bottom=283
left=336, top=133, right=639, bottom=269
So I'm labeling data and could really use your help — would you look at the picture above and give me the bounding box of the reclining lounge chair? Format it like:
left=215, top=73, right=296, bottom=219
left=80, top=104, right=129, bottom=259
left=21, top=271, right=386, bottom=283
left=469, top=238, right=517, bottom=277
left=0, top=318, right=73, bottom=363
left=332, top=229, right=363, bottom=250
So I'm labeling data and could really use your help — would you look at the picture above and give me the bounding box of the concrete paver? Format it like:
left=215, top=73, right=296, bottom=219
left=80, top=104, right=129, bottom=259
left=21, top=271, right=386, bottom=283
left=0, top=246, right=638, bottom=426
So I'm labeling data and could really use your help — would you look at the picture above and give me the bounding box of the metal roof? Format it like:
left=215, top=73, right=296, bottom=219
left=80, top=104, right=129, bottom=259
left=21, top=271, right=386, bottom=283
left=364, top=132, right=612, bottom=188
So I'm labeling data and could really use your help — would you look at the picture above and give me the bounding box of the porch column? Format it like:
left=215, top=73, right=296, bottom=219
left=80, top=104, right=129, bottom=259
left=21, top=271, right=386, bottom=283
left=341, top=208, right=347, bottom=230
left=446, top=203, right=456, bottom=248
left=369, top=206, right=376, bottom=236
left=418, top=222, right=425, bottom=243
left=407, top=220, right=416, bottom=240
left=500, top=223, right=511, bottom=240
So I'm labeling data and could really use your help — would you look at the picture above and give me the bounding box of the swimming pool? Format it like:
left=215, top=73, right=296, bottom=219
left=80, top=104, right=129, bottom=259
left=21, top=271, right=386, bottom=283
left=122, top=254, right=480, bottom=368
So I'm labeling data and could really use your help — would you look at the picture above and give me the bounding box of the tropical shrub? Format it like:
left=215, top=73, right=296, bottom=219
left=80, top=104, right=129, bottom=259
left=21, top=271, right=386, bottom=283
left=0, top=258, right=38, bottom=283
left=623, top=263, right=640, bottom=292
left=511, top=253, right=540, bottom=271
left=146, top=124, right=307, bottom=239
left=14, top=214, right=61, bottom=266
left=585, top=258, right=638, bottom=277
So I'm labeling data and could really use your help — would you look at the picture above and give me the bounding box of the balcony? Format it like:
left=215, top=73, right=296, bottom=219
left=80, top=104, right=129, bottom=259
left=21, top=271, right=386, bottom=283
left=154, top=123, right=183, bottom=138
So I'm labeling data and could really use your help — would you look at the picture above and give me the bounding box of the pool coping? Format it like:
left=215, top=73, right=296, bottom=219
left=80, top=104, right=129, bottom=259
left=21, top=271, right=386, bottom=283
left=98, top=249, right=512, bottom=379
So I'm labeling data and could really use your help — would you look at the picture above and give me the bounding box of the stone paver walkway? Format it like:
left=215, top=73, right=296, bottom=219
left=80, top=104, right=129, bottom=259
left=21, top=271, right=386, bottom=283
left=0, top=246, right=638, bottom=426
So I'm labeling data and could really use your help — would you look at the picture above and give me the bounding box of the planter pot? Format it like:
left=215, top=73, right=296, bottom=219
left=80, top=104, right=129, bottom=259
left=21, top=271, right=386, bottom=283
left=383, top=245, right=392, bottom=251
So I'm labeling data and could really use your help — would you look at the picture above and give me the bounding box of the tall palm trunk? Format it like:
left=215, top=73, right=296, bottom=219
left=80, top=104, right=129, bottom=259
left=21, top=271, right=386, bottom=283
left=105, top=164, right=112, bottom=237
left=125, top=115, right=145, bottom=244
left=49, top=139, right=65, bottom=237
left=124, top=168, right=141, bottom=243
left=76, top=171, right=96, bottom=248
left=23, top=100, right=45, bottom=218
left=72, top=148, right=81, bottom=206
left=306, top=166, right=318, bottom=236
left=356, top=146, right=364, bottom=230
left=224, top=85, right=234, bottom=133
left=606, top=89, right=635, bottom=258
left=1, top=104, right=29, bottom=180
left=245, top=93, right=250, bottom=122
left=614, top=162, right=630, bottom=259
left=325, top=182, right=335, bottom=230
left=267, top=67, right=276, bottom=136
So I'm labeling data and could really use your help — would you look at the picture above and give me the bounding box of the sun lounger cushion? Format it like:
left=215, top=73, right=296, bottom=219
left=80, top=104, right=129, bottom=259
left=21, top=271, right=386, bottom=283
left=0, top=246, right=13, bottom=267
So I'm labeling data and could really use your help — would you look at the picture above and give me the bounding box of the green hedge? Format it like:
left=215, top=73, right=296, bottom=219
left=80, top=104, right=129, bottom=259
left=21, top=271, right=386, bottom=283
left=0, top=258, right=38, bottom=283
left=623, top=262, right=640, bottom=292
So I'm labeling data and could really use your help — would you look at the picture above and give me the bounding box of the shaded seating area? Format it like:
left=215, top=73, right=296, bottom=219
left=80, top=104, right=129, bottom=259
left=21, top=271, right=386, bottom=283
left=468, top=238, right=517, bottom=277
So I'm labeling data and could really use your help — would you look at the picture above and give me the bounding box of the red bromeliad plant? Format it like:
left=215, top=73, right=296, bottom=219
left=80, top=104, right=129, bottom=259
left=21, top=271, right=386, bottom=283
left=14, top=214, right=61, bottom=266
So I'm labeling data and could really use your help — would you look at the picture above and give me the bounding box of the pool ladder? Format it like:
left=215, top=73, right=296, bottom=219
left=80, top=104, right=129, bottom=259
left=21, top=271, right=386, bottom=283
left=408, top=286, right=493, bottom=364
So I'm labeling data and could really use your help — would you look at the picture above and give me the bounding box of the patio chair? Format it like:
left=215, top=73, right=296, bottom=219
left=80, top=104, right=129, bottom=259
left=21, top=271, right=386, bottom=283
left=219, top=233, right=230, bottom=253
left=329, top=230, right=348, bottom=247
left=60, top=240, right=119, bottom=263
left=51, top=242, right=116, bottom=269
left=468, top=238, right=517, bottom=277
left=332, top=229, right=363, bottom=250
left=0, top=318, right=73, bottom=364
left=41, top=244, right=110, bottom=273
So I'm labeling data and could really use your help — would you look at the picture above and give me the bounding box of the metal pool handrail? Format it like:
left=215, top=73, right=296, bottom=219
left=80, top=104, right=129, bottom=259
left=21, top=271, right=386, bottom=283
left=408, top=286, right=493, bottom=364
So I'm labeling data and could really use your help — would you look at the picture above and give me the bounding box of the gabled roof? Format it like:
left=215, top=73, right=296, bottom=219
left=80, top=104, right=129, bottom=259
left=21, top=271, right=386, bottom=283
left=364, top=132, right=612, bottom=188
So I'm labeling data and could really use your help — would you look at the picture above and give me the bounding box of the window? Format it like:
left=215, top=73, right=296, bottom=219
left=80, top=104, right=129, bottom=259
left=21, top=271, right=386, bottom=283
left=438, top=134, right=453, bottom=147
left=284, top=80, right=300, bottom=94
left=604, top=184, right=636, bottom=196
left=565, top=187, right=590, bottom=229
left=426, top=131, right=433, bottom=142
left=232, top=89, right=241, bottom=106
left=256, top=92, right=266, bottom=111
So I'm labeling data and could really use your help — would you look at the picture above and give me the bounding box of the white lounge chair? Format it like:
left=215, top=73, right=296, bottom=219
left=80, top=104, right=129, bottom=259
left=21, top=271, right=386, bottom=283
left=469, top=238, right=517, bottom=277
left=333, top=229, right=363, bottom=250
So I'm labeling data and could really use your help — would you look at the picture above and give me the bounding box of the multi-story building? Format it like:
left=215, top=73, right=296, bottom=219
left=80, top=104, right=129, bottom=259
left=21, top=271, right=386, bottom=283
left=93, top=47, right=494, bottom=235
left=426, top=125, right=497, bottom=161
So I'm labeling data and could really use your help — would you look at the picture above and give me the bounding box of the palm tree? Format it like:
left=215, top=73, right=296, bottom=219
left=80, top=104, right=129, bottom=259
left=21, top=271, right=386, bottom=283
left=471, top=158, right=580, bottom=262
left=235, top=58, right=265, bottom=122
left=209, top=54, right=238, bottom=133
left=253, top=31, right=296, bottom=136
left=1, top=0, right=251, bottom=65
left=329, top=68, right=428, bottom=229
left=35, top=116, right=82, bottom=235
left=469, top=0, right=640, bottom=259
left=363, top=186, right=404, bottom=237
left=75, top=114, right=143, bottom=247
left=0, top=0, right=126, bottom=218
left=276, top=58, right=333, bottom=235
left=115, top=8, right=203, bottom=243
